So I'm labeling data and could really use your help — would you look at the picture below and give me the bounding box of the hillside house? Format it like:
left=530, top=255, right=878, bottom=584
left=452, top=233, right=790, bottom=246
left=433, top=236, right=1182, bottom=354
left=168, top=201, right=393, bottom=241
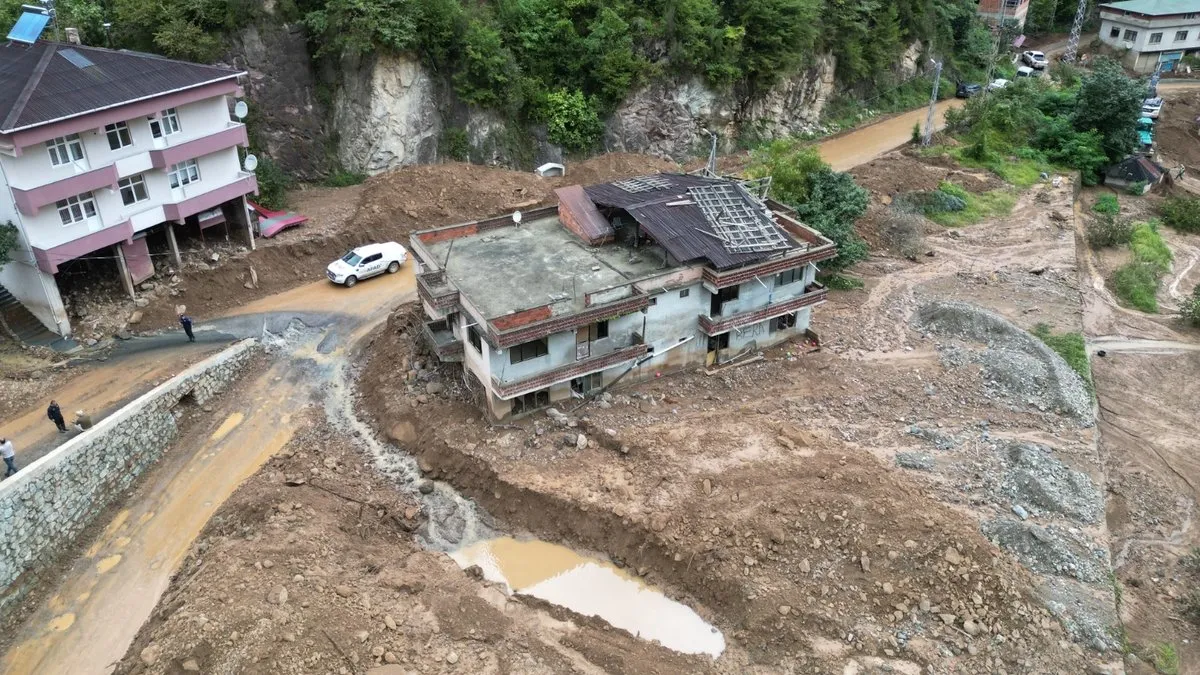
left=978, top=0, right=1031, bottom=27
left=1099, top=0, right=1200, bottom=72
left=411, top=173, right=837, bottom=419
left=0, top=11, right=257, bottom=338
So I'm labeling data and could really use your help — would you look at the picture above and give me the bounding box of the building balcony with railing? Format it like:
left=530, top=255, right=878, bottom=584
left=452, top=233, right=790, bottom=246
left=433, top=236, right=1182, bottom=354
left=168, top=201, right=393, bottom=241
left=698, top=282, right=827, bottom=336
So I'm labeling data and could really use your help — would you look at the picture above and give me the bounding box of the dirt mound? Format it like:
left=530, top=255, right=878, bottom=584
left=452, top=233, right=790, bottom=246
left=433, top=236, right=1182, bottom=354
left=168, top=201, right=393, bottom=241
left=353, top=153, right=681, bottom=236
left=850, top=152, right=1005, bottom=200
left=1158, top=90, right=1200, bottom=168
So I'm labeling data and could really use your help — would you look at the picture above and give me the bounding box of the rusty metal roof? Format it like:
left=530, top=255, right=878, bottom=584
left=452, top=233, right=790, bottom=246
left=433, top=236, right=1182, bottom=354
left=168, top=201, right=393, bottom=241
left=584, top=173, right=798, bottom=270
left=0, top=41, right=241, bottom=133
left=554, top=185, right=614, bottom=244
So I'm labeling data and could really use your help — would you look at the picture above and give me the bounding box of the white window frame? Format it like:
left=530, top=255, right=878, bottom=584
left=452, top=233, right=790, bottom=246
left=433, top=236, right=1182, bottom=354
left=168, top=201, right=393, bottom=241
left=56, top=192, right=98, bottom=226
left=46, top=134, right=84, bottom=167
left=105, top=121, right=133, bottom=150
left=168, top=159, right=201, bottom=188
left=118, top=174, right=149, bottom=206
left=160, top=108, right=181, bottom=136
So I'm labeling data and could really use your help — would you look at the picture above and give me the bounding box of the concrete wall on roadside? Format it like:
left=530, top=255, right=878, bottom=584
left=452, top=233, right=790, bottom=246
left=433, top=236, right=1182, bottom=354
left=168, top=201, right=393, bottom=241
left=0, top=339, right=258, bottom=620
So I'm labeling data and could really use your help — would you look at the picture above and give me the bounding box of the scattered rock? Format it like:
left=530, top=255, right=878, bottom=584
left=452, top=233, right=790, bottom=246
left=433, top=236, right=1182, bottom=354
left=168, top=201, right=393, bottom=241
left=267, top=586, right=288, bottom=605
left=182, top=658, right=200, bottom=672
left=335, top=585, right=355, bottom=598
left=134, top=297, right=150, bottom=308
left=426, top=382, right=445, bottom=396
left=140, top=645, right=161, bottom=666
left=895, top=451, right=935, bottom=471
left=418, top=480, right=435, bottom=495
left=128, top=310, right=144, bottom=325
left=575, top=434, right=587, bottom=450
left=778, top=605, right=791, bottom=615
left=384, top=614, right=397, bottom=630
left=446, top=652, right=459, bottom=664
left=944, top=547, right=964, bottom=566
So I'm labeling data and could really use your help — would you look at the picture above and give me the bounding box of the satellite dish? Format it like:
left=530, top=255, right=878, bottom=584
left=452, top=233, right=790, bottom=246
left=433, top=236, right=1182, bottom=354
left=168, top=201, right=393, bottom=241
left=234, top=100, right=249, bottom=120
left=243, top=153, right=259, bottom=172
left=513, top=210, right=522, bottom=225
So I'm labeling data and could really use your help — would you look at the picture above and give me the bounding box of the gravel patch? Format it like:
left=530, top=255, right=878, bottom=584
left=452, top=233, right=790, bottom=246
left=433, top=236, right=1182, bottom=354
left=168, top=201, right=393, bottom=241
left=981, top=519, right=1108, bottom=584
left=999, top=442, right=1103, bottom=524
left=913, top=300, right=1093, bottom=426
left=895, top=452, right=935, bottom=471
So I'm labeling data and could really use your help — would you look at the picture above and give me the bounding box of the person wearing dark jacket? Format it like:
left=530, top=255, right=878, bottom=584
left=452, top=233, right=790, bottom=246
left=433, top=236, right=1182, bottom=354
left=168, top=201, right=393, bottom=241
left=179, top=313, right=194, bottom=342
left=47, top=400, right=67, bottom=433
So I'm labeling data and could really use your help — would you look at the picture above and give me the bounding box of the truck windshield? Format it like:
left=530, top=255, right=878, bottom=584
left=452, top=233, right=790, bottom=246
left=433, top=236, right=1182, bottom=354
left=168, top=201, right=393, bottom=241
left=341, top=252, right=362, bottom=266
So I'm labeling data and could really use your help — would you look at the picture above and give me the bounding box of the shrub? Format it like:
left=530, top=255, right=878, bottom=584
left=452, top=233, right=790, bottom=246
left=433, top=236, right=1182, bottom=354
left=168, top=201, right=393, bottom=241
left=911, top=122, right=921, bottom=144
left=1112, top=261, right=1161, bottom=312
left=324, top=168, right=367, bottom=188
left=543, top=90, right=604, bottom=153
left=1126, top=180, right=1147, bottom=196
left=793, top=168, right=870, bottom=271
left=1086, top=213, right=1134, bottom=248
left=1129, top=221, right=1173, bottom=273
left=441, top=127, right=470, bottom=162
left=1049, top=62, right=1081, bottom=88
left=937, top=181, right=969, bottom=201
left=927, top=189, right=1017, bottom=227
left=1031, top=323, right=1092, bottom=390
left=880, top=209, right=926, bottom=259
left=821, top=273, right=864, bottom=290
left=253, top=155, right=291, bottom=211
left=1093, top=194, right=1120, bottom=216
left=1181, top=286, right=1200, bottom=327
left=1159, top=196, right=1200, bottom=233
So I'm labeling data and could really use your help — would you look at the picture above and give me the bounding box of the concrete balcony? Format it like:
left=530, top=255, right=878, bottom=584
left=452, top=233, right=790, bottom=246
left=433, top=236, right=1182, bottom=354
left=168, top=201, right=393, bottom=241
left=149, top=124, right=249, bottom=170
left=423, top=319, right=463, bottom=363
left=416, top=270, right=459, bottom=313
left=32, top=219, right=134, bottom=274
left=11, top=164, right=119, bottom=216
left=492, top=342, right=649, bottom=400
left=162, top=173, right=258, bottom=222
left=698, top=283, right=827, bottom=336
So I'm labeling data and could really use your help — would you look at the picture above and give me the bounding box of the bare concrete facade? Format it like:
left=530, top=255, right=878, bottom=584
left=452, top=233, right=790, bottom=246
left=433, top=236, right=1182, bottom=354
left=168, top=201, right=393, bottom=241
left=411, top=174, right=837, bottom=419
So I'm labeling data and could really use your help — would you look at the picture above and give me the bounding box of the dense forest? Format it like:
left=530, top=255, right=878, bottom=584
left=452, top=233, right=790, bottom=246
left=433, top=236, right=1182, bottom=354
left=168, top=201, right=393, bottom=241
left=1, top=0, right=1023, bottom=145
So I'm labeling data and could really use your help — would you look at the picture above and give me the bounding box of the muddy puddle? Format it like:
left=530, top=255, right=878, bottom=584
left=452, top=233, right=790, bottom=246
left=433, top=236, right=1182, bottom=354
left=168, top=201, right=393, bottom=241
left=450, top=537, right=726, bottom=658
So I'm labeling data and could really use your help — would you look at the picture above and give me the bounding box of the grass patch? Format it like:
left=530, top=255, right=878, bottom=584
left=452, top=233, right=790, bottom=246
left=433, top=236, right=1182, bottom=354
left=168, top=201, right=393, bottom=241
left=324, top=168, right=368, bottom=188
left=1032, top=323, right=1092, bottom=390
left=1093, top=194, right=1120, bottom=216
left=1130, top=221, right=1173, bottom=272
left=945, top=148, right=1055, bottom=188
left=1112, top=262, right=1161, bottom=313
left=1153, top=642, right=1180, bottom=675
left=927, top=189, right=1017, bottom=227
left=1159, top=195, right=1200, bottom=233
left=822, top=273, right=864, bottom=291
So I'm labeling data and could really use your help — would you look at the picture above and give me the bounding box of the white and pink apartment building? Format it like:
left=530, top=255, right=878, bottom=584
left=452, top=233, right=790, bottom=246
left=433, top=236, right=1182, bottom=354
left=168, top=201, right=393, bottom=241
left=0, top=40, right=259, bottom=337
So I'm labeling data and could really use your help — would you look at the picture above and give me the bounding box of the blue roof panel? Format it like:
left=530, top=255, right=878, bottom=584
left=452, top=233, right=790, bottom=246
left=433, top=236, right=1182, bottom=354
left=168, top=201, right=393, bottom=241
left=6, top=11, right=50, bottom=44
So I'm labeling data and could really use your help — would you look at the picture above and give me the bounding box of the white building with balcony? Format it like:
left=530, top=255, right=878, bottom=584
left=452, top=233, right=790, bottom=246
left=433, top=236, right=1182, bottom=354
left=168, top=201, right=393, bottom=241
left=1099, top=0, right=1200, bottom=72
left=0, top=38, right=258, bottom=337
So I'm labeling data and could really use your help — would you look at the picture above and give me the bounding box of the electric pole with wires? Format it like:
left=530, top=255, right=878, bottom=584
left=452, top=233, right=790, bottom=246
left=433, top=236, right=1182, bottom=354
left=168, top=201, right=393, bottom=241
left=922, top=60, right=944, bottom=146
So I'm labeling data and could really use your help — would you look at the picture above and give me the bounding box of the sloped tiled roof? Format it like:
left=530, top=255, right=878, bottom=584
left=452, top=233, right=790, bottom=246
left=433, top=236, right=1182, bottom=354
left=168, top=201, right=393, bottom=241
left=0, top=41, right=242, bottom=133
left=1106, top=155, right=1165, bottom=183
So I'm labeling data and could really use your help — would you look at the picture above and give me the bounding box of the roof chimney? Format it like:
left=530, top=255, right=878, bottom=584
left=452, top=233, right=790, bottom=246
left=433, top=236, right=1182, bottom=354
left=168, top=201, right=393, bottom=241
left=65, top=27, right=80, bottom=44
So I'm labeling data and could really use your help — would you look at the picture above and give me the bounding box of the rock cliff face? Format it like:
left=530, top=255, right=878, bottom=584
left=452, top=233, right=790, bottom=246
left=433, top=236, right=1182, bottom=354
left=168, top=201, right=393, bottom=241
left=333, top=53, right=441, bottom=174
left=605, top=54, right=838, bottom=161
left=225, top=23, right=328, bottom=180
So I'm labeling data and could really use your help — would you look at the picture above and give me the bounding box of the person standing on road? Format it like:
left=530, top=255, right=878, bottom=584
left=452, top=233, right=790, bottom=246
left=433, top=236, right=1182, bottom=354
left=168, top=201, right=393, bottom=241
left=179, top=312, right=195, bottom=342
left=1, top=438, right=16, bottom=477
left=47, top=400, right=67, bottom=433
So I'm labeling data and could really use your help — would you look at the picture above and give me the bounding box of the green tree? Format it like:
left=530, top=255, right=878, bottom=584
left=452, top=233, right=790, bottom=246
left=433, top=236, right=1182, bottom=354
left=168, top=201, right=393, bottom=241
left=794, top=168, right=870, bottom=271
left=303, top=0, right=419, bottom=58
left=453, top=18, right=521, bottom=111
left=543, top=89, right=604, bottom=152
left=1073, top=57, right=1145, bottom=163
left=726, top=0, right=821, bottom=91
left=583, top=7, right=645, bottom=107
left=1182, top=285, right=1200, bottom=327
left=746, top=140, right=826, bottom=204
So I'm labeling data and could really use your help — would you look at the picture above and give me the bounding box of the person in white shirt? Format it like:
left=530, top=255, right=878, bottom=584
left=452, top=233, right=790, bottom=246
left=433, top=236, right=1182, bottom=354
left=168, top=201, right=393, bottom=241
left=1, top=438, right=16, bottom=477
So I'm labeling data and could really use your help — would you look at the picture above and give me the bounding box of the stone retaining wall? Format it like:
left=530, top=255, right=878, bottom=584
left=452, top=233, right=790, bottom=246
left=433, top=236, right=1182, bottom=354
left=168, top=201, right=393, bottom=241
left=0, top=339, right=258, bottom=619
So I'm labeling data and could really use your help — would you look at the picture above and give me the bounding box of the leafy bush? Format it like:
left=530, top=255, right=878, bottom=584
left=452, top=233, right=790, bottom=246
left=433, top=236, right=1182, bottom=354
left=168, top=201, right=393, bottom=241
left=1112, top=261, right=1161, bottom=313
left=912, top=122, right=921, bottom=144
left=821, top=273, right=864, bottom=290
left=1126, top=181, right=1147, bottom=196
left=0, top=220, right=17, bottom=266
left=1031, top=323, right=1092, bottom=390
left=542, top=90, right=604, bottom=153
left=253, top=155, right=291, bottom=211
left=1049, top=62, right=1081, bottom=88
left=324, top=168, right=367, bottom=187
left=895, top=189, right=966, bottom=215
left=1086, top=213, right=1134, bottom=248
left=746, top=140, right=826, bottom=204
left=1159, top=196, right=1200, bottom=233
left=1129, top=221, right=1173, bottom=273
left=1183, top=286, right=1200, bottom=327
left=441, top=127, right=470, bottom=162
left=928, top=189, right=1017, bottom=227
left=1073, top=57, right=1146, bottom=163
left=880, top=209, right=926, bottom=259
left=1093, top=194, right=1120, bottom=216
left=937, top=181, right=969, bottom=201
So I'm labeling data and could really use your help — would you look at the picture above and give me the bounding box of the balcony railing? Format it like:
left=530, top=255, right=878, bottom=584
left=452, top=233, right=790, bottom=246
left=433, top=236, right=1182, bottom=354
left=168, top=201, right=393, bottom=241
left=492, top=342, right=649, bottom=400
left=698, top=283, right=827, bottom=336
left=417, top=270, right=460, bottom=312
left=11, top=164, right=119, bottom=216
left=422, top=319, right=463, bottom=363
left=149, top=124, right=249, bottom=170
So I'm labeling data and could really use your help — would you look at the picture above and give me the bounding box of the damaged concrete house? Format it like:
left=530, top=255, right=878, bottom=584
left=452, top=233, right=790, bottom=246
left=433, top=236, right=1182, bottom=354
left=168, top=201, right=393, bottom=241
left=412, top=173, right=837, bottom=419
left=0, top=10, right=257, bottom=338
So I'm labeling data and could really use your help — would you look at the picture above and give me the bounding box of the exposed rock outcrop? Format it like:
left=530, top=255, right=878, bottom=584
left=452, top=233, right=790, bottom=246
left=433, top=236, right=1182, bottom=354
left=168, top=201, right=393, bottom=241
left=334, top=53, right=441, bottom=174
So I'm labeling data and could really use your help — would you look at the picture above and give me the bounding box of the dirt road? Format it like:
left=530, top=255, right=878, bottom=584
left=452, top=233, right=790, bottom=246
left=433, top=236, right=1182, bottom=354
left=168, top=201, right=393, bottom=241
left=819, top=100, right=963, bottom=171
left=0, top=270, right=416, bottom=675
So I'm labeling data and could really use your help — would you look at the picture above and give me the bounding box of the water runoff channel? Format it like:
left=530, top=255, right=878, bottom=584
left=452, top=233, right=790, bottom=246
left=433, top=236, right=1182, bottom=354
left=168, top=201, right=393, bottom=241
left=295, top=318, right=728, bottom=658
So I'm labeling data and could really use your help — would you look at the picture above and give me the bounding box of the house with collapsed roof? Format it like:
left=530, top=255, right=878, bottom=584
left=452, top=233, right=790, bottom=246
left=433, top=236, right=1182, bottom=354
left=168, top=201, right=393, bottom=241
left=411, top=172, right=837, bottom=419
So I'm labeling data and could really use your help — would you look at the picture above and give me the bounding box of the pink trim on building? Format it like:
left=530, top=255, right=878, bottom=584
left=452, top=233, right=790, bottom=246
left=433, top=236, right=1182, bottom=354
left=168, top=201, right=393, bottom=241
left=11, top=164, right=119, bottom=216
left=32, top=220, right=134, bottom=274
left=150, top=125, right=248, bottom=170
left=4, top=80, right=241, bottom=153
left=162, top=175, right=258, bottom=222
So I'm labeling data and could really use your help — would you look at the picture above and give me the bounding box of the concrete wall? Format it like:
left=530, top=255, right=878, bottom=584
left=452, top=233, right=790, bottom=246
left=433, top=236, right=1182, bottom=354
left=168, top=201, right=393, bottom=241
left=0, top=339, right=258, bottom=620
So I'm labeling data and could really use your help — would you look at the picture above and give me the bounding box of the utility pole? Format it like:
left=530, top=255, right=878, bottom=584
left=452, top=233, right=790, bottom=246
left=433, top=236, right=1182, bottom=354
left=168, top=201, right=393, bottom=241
left=1063, top=0, right=1089, bottom=63
left=923, top=60, right=943, bottom=146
